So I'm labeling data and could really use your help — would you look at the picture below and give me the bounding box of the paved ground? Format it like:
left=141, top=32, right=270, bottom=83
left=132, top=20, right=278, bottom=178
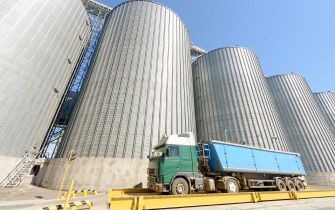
left=0, top=184, right=334, bottom=210
left=0, top=184, right=107, bottom=210
left=165, top=197, right=335, bottom=210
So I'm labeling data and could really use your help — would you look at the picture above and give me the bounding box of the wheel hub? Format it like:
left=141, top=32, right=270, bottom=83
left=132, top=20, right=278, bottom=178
left=176, top=183, right=185, bottom=194
left=280, top=183, right=285, bottom=190
left=228, top=182, right=236, bottom=192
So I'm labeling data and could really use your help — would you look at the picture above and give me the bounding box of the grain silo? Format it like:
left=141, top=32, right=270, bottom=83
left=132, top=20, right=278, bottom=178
left=42, top=0, right=196, bottom=191
left=267, top=74, right=335, bottom=185
left=314, top=92, right=335, bottom=134
left=0, top=0, right=90, bottom=180
left=192, top=47, right=289, bottom=151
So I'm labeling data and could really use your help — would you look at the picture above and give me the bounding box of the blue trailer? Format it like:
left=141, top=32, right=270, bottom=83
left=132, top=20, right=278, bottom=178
left=196, top=140, right=307, bottom=192
left=199, top=140, right=305, bottom=175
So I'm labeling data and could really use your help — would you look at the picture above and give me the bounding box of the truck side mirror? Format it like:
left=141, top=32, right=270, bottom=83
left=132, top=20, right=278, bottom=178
left=165, top=148, right=170, bottom=157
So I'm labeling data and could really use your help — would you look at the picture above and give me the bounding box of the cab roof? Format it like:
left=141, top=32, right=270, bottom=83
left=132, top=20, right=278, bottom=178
left=153, top=132, right=196, bottom=149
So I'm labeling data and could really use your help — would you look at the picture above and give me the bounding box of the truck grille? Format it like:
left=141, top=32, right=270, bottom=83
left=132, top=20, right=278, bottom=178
left=148, top=168, right=157, bottom=176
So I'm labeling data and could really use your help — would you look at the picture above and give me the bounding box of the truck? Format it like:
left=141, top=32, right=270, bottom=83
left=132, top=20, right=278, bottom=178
left=147, top=132, right=307, bottom=195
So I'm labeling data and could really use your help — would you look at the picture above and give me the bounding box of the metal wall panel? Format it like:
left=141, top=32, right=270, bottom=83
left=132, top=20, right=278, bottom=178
left=0, top=0, right=90, bottom=157
left=192, top=47, right=289, bottom=151
left=267, top=74, right=335, bottom=172
left=57, top=0, right=196, bottom=158
left=314, top=92, right=335, bottom=134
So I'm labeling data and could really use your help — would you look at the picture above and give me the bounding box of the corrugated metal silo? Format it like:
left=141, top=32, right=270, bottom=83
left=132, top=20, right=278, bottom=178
left=314, top=92, right=335, bottom=134
left=0, top=0, right=91, bottom=158
left=267, top=74, right=335, bottom=184
left=57, top=0, right=196, bottom=159
left=192, top=47, right=289, bottom=151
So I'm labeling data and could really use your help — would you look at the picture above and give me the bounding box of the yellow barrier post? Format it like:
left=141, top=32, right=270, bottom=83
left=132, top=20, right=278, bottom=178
left=305, top=176, right=311, bottom=189
left=138, top=196, right=144, bottom=210
left=57, top=150, right=73, bottom=199
left=61, top=192, right=75, bottom=199
left=63, top=179, right=75, bottom=210
left=251, top=192, right=259, bottom=202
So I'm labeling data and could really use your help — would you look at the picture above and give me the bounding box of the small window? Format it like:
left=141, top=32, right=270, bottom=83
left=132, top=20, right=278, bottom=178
left=167, top=146, right=179, bottom=157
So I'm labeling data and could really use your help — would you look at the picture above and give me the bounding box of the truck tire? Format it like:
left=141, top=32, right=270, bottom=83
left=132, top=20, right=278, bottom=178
left=286, top=179, right=295, bottom=191
left=296, top=180, right=305, bottom=191
left=171, top=178, right=189, bottom=195
left=276, top=179, right=287, bottom=191
left=224, top=179, right=239, bottom=193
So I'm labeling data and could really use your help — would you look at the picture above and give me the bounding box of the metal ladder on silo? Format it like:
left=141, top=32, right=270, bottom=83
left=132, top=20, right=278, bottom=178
left=196, top=143, right=211, bottom=173
left=0, top=147, right=42, bottom=188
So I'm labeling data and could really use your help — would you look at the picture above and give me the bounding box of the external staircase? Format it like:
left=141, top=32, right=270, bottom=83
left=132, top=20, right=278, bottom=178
left=0, top=147, right=43, bottom=188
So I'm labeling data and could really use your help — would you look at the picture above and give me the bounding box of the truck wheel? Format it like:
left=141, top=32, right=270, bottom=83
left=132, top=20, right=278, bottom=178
left=296, top=180, right=305, bottom=191
left=225, top=179, right=239, bottom=193
left=276, top=179, right=287, bottom=191
left=171, top=178, right=189, bottom=195
left=286, top=179, right=295, bottom=191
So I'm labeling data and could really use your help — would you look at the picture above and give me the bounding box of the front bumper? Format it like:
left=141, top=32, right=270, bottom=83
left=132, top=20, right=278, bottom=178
left=147, top=176, right=169, bottom=192
left=148, top=175, right=162, bottom=192
left=148, top=182, right=164, bottom=192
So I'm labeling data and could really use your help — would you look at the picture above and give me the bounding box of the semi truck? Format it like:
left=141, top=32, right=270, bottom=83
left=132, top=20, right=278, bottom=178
left=147, top=132, right=307, bottom=195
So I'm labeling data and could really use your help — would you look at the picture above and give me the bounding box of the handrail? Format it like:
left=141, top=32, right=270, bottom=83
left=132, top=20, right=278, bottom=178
left=0, top=147, right=35, bottom=187
left=0, top=147, right=45, bottom=188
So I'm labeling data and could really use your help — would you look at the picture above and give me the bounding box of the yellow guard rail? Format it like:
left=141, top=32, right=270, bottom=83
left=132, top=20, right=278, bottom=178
left=108, top=189, right=335, bottom=210
left=61, top=189, right=98, bottom=199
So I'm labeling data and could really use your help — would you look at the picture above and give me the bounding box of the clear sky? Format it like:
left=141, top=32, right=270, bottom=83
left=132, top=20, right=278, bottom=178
left=98, top=0, right=335, bottom=92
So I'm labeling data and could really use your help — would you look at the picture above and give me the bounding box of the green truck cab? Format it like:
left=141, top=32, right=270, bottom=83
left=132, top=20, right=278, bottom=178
left=147, top=133, right=200, bottom=194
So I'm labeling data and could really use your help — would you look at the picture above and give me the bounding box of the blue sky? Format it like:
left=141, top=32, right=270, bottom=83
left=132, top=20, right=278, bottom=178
left=98, top=0, right=335, bottom=92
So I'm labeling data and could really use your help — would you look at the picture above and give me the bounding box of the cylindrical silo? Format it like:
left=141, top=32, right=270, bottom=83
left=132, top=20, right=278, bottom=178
left=314, top=92, right=335, bottom=134
left=42, top=0, right=196, bottom=190
left=267, top=74, right=335, bottom=185
left=0, top=0, right=90, bottom=180
left=192, top=47, right=289, bottom=151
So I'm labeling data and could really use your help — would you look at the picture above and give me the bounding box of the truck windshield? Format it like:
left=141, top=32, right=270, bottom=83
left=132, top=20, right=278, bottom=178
left=152, top=146, right=165, bottom=158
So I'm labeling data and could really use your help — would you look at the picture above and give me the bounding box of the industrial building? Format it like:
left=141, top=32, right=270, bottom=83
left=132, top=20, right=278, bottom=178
left=0, top=0, right=335, bottom=193
left=57, top=0, right=196, bottom=159
left=314, top=92, right=335, bottom=133
left=41, top=0, right=196, bottom=191
left=192, top=47, right=289, bottom=151
left=0, top=0, right=91, bottom=182
left=267, top=74, right=335, bottom=185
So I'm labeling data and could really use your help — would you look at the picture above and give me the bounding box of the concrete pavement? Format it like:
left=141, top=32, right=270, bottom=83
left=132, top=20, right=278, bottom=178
left=165, top=197, right=335, bottom=210
left=0, top=184, right=334, bottom=210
